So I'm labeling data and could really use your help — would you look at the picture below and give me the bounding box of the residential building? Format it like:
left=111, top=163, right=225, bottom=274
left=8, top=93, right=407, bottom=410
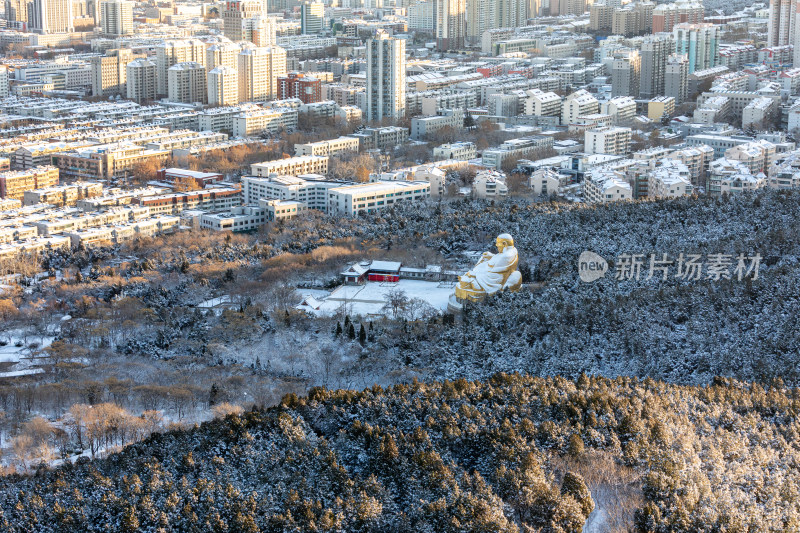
left=100, top=0, right=133, bottom=36
left=583, top=169, right=632, bottom=203
left=208, top=66, right=239, bottom=107
left=223, top=0, right=262, bottom=42
left=295, top=136, right=359, bottom=157
left=562, top=89, right=600, bottom=125
left=524, top=89, right=562, bottom=118
left=665, top=53, right=689, bottom=103
left=433, top=142, right=477, bottom=160
left=126, top=58, right=157, bottom=103
left=647, top=159, right=693, bottom=198
left=327, top=180, right=430, bottom=216
left=482, top=136, right=554, bottom=169
left=652, top=0, right=704, bottom=33
left=29, top=0, right=73, bottom=33
left=366, top=31, right=405, bottom=121
left=155, top=39, right=206, bottom=97
left=585, top=126, right=632, bottom=155
left=410, top=108, right=464, bottom=140
left=167, top=62, right=207, bottom=105
left=91, top=48, right=141, bottom=97
left=277, top=72, right=321, bottom=104
left=238, top=46, right=287, bottom=102
left=648, top=96, right=675, bottom=121
left=472, top=170, right=508, bottom=198
left=674, top=23, right=719, bottom=73
left=0, top=166, right=59, bottom=200
left=436, top=0, right=466, bottom=50
left=639, top=34, right=673, bottom=99
left=232, top=107, right=298, bottom=136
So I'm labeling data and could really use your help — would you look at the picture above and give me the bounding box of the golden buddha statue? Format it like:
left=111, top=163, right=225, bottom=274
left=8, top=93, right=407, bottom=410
left=450, top=233, right=522, bottom=309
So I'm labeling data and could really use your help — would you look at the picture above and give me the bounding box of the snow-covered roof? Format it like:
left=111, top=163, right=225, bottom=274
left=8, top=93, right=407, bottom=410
left=341, top=263, right=368, bottom=276
left=369, top=260, right=402, bottom=272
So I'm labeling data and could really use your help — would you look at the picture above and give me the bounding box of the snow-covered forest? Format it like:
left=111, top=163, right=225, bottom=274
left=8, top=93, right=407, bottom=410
left=0, top=374, right=798, bottom=532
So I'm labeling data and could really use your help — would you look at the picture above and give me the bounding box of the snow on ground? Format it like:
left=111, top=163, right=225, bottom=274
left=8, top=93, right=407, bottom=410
left=0, top=368, right=44, bottom=378
left=300, top=280, right=455, bottom=318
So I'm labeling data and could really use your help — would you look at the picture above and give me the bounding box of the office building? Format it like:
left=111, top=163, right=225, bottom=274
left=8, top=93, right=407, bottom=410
left=300, top=1, right=324, bottom=34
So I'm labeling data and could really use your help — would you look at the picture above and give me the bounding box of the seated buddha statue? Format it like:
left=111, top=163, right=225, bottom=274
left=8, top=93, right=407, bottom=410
left=454, top=233, right=522, bottom=303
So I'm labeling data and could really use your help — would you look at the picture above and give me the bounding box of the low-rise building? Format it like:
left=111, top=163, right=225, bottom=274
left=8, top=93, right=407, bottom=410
left=432, top=142, right=477, bottom=161
left=472, top=170, right=508, bottom=199
left=0, top=166, right=60, bottom=200
left=648, top=96, right=675, bottom=121
left=294, top=136, right=360, bottom=157
left=200, top=205, right=267, bottom=232
left=584, top=127, right=632, bottom=155
left=583, top=169, right=632, bottom=203
left=647, top=160, right=694, bottom=198
left=250, top=155, right=329, bottom=177
left=482, top=136, right=554, bottom=170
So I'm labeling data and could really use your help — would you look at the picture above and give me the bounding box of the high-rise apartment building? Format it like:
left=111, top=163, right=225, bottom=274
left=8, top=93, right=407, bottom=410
left=466, top=0, right=527, bottom=46
left=366, top=31, right=406, bottom=121
left=223, top=0, right=262, bottom=41
left=665, top=53, right=689, bottom=103
left=238, top=45, right=287, bottom=102
left=206, top=41, right=241, bottom=71
left=300, top=1, right=324, bottom=34
left=168, top=62, right=208, bottom=104
left=674, top=23, right=718, bottom=73
left=639, top=33, right=673, bottom=99
left=208, top=66, right=239, bottom=107
left=768, top=0, right=796, bottom=46
left=436, top=0, right=466, bottom=50
left=90, top=48, right=141, bottom=97
left=100, top=0, right=133, bottom=36
left=126, top=58, right=157, bottom=103
left=611, top=49, right=641, bottom=97
left=652, top=0, right=704, bottom=33
left=155, top=39, right=206, bottom=97
left=29, top=0, right=73, bottom=33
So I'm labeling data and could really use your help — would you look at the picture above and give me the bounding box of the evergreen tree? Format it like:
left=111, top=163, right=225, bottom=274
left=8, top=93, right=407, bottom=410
left=335, top=322, right=343, bottom=337
left=209, top=383, right=220, bottom=407
left=358, top=324, right=367, bottom=345
left=347, top=323, right=356, bottom=340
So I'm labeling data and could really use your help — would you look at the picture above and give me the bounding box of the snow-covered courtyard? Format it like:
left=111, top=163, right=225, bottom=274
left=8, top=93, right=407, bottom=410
left=297, top=279, right=456, bottom=318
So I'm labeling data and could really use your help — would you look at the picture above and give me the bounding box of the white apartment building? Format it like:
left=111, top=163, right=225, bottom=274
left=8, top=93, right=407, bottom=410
left=482, top=136, right=554, bottom=169
left=524, top=89, right=561, bottom=117
left=410, top=108, right=464, bottom=140
left=250, top=155, right=329, bottom=177
left=708, top=158, right=766, bottom=197
left=585, top=127, right=632, bottom=155
left=562, top=89, right=600, bottom=125
left=232, top=107, right=298, bottom=137
left=206, top=42, right=241, bottom=71
left=208, top=66, right=239, bottom=107
left=294, top=136, right=360, bottom=157
left=366, top=31, right=406, bottom=121
left=100, top=0, right=133, bottom=36
left=583, top=169, right=632, bottom=203
left=724, top=140, right=777, bottom=175
left=433, top=142, right=477, bottom=161
left=600, top=96, right=636, bottom=125
left=168, top=62, right=207, bottom=105
left=238, top=46, right=287, bottom=102
left=667, top=145, right=714, bottom=185
left=647, top=160, right=694, bottom=198
left=472, top=170, right=508, bottom=199
left=155, top=39, right=206, bottom=97
left=126, top=58, right=157, bottom=103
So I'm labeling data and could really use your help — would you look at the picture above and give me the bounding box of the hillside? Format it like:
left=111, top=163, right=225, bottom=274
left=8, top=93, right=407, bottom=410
left=0, top=374, right=798, bottom=532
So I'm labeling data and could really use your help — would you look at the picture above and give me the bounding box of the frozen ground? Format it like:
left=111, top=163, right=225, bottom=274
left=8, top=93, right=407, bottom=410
left=299, top=280, right=455, bottom=317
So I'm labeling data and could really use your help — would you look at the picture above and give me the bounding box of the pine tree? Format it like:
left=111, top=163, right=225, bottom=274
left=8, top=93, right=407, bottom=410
left=358, top=324, right=367, bottom=344
left=335, top=322, right=343, bottom=337
left=348, top=323, right=356, bottom=340
left=209, top=383, right=220, bottom=407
